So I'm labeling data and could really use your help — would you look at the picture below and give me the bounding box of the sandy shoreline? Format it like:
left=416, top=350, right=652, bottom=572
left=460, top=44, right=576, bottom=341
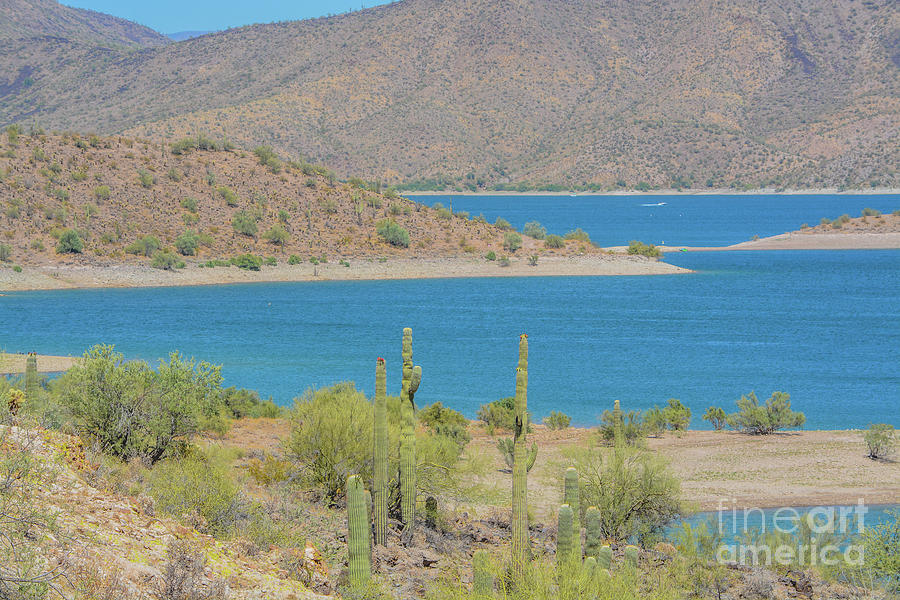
left=0, top=353, right=77, bottom=374
left=602, top=232, right=900, bottom=253
left=0, top=255, right=689, bottom=292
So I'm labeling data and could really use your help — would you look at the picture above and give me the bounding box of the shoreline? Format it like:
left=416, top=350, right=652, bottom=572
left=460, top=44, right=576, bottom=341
left=404, top=188, right=900, bottom=197
left=0, top=353, right=77, bottom=374
left=0, top=255, right=689, bottom=292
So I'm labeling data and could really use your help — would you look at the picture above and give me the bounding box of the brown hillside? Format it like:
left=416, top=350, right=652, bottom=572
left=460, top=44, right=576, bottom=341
left=0, top=0, right=168, bottom=48
left=0, top=0, right=897, bottom=190
left=0, top=132, right=590, bottom=268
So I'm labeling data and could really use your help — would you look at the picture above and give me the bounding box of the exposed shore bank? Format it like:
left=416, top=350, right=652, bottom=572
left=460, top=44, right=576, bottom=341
left=0, top=354, right=77, bottom=374
left=600, top=232, right=900, bottom=253
left=0, top=254, right=689, bottom=292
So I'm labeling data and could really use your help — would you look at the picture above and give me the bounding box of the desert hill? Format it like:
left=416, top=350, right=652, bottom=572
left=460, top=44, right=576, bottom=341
left=0, top=0, right=898, bottom=190
left=0, top=130, right=591, bottom=269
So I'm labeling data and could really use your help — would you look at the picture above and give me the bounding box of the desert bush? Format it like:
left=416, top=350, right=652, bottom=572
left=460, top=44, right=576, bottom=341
left=861, top=208, right=881, bottom=217
left=175, top=231, right=200, bottom=256
left=376, top=219, right=410, bottom=247
left=646, top=398, right=690, bottom=433
left=853, top=511, right=900, bottom=592
left=58, top=345, right=226, bottom=463
left=137, top=169, right=155, bottom=188
left=218, top=386, right=281, bottom=419
left=125, top=235, right=161, bottom=257
left=93, top=185, right=110, bottom=200
left=288, top=254, right=302, bottom=265
left=263, top=224, right=290, bottom=250
left=503, top=232, right=522, bottom=252
left=543, top=410, right=570, bottom=430
left=702, top=406, right=727, bottom=431
left=477, top=397, right=516, bottom=433
left=181, top=197, right=198, bottom=212
left=55, top=229, right=83, bottom=253
left=485, top=251, right=496, bottom=261
left=494, top=217, right=512, bottom=230
left=598, top=405, right=645, bottom=445
left=726, top=391, right=805, bottom=434
left=148, top=449, right=239, bottom=537
left=576, top=443, right=683, bottom=544
left=564, top=228, right=592, bottom=243
left=418, top=402, right=470, bottom=447
left=254, top=146, right=282, bottom=173
left=863, top=424, right=896, bottom=460
left=544, top=234, right=565, bottom=248
left=232, top=210, right=258, bottom=237
left=0, top=244, right=10, bottom=262
left=217, top=186, right=238, bottom=206
left=151, top=250, right=182, bottom=270
left=286, top=383, right=373, bottom=502
left=157, top=539, right=227, bottom=600
left=522, top=221, right=546, bottom=239
left=627, top=240, right=662, bottom=258
left=230, top=254, right=263, bottom=270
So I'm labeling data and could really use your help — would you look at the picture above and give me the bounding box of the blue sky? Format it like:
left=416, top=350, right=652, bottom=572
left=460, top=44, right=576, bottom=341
left=62, top=0, right=392, bottom=34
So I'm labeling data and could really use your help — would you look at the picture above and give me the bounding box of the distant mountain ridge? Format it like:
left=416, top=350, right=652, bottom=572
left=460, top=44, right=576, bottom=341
left=166, top=31, right=213, bottom=42
left=1, top=0, right=898, bottom=190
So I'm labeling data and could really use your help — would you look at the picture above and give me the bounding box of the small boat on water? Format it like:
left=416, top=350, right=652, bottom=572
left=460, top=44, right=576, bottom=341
left=641, top=202, right=667, bottom=206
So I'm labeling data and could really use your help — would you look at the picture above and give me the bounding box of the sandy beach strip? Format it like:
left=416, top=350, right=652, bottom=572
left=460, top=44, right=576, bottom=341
left=0, top=254, right=689, bottom=292
left=0, top=353, right=77, bottom=374
left=599, top=232, right=900, bottom=253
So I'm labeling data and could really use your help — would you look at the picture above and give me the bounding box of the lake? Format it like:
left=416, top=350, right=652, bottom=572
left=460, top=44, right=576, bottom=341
left=1, top=194, right=898, bottom=428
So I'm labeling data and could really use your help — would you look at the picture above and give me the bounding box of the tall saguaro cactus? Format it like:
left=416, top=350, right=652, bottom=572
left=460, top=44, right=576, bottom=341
left=612, top=399, right=624, bottom=448
left=563, top=467, right=581, bottom=559
left=399, top=328, right=422, bottom=532
left=347, top=475, right=371, bottom=589
left=511, top=333, right=531, bottom=571
left=373, top=357, right=388, bottom=546
left=25, top=352, right=38, bottom=400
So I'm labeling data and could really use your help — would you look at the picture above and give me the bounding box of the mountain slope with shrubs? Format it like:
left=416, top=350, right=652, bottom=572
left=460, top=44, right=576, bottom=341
left=0, top=130, right=594, bottom=269
left=1, top=0, right=898, bottom=190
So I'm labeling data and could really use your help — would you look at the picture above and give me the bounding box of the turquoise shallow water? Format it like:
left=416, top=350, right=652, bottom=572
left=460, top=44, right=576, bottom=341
left=1, top=194, right=898, bottom=428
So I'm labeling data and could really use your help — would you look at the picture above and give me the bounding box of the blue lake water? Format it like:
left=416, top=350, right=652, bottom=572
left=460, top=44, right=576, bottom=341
left=1, top=194, right=898, bottom=429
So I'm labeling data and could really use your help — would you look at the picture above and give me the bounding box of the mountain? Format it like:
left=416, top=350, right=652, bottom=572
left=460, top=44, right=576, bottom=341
left=1, top=0, right=898, bottom=190
left=0, top=132, right=579, bottom=267
left=0, top=0, right=168, bottom=48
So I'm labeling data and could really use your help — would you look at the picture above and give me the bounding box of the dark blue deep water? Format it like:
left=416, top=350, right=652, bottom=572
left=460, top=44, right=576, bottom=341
left=2, top=194, right=898, bottom=428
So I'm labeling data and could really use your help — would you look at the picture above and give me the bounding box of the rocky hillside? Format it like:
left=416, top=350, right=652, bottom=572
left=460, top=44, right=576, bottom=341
left=0, top=131, right=586, bottom=268
left=0, top=0, right=897, bottom=190
left=0, top=0, right=168, bottom=48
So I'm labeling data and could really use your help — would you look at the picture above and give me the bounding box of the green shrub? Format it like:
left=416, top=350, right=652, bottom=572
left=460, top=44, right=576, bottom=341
left=180, top=197, right=198, bottom=212
left=576, top=444, right=683, bottom=543
left=125, top=235, right=161, bottom=257
left=286, top=383, right=373, bottom=502
left=288, top=254, right=302, bottom=265
left=418, top=402, right=471, bottom=447
left=232, top=210, right=258, bottom=237
left=148, top=450, right=239, bottom=536
left=175, top=230, right=200, bottom=256
left=494, top=217, right=513, bottom=230
left=485, top=251, right=496, bottom=261
left=264, top=256, right=277, bottom=266
left=12, top=265, right=21, bottom=273
left=93, top=185, right=110, bottom=200
left=137, top=169, right=155, bottom=188
left=861, top=208, right=881, bottom=217
left=376, top=219, right=410, bottom=247
left=55, top=229, right=83, bottom=253
left=627, top=240, right=662, bottom=258
left=230, top=254, right=263, bottom=270
left=217, top=186, right=238, bottom=206
left=702, top=406, right=727, bottom=431
left=544, top=234, right=565, bottom=248
left=522, top=221, right=546, bottom=239
left=476, top=397, right=530, bottom=433
left=503, top=231, right=522, bottom=252
left=854, top=510, right=900, bottom=591
left=564, top=228, right=592, bottom=243
left=863, top=423, right=896, bottom=460
left=0, top=243, right=10, bottom=262
left=219, top=386, right=282, bottom=419
left=599, top=406, right=644, bottom=445
left=254, top=146, right=282, bottom=173
left=58, top=345, right=226, bottom=463
left=726, top=391, right=805, bottom=434
left=151, top=250, right=182, bottom=270
left=263, top=224, right=290, bottom=249
left=543, top=410, right=570, bottom=430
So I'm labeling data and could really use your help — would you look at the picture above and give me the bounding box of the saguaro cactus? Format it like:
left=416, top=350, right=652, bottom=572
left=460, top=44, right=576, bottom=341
left=373, top=357, right=388, bottom=546
left=624, top=545, right=639, bottom=568
left=399, top=328, right=422, bottom=532
left=597, top=545, right=613, bottom=570
left=557, top=504, right=575, bottom=567
left=511, top=333, right=531, bottom=571
left=25, top=352, right=38, bottom=400
left=563, top=467, right=581, bottom=558
left=612, top=399, right=624, bottom=448
left=347, top=475, right=371, bottom=589
left=584, top=506, right=602, bottom=559
left=472, top=550, right=493, bottom=598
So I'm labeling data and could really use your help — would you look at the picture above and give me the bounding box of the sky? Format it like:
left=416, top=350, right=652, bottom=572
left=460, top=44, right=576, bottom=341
left=61, top=0, right=393, bottom=34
